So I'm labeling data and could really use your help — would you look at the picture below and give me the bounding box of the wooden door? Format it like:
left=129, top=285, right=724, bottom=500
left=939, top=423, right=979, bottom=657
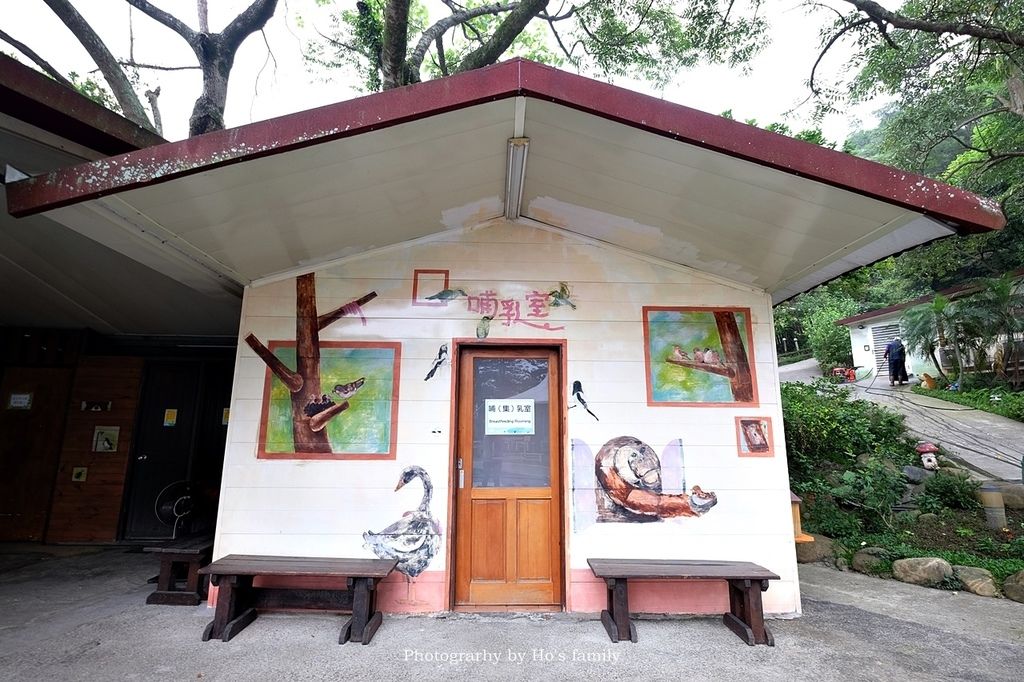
left=0, top=367, right=73, bottom=541
left=454, top=347, right=563, bottom=608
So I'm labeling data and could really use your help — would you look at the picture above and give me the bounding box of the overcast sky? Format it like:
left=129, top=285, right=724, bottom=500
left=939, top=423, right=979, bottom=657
left=2, top=1, right=880, bottom=143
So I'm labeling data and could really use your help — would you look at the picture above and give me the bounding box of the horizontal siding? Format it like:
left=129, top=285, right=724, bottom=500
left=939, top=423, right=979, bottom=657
left=218, top=221, right=797, bottom=612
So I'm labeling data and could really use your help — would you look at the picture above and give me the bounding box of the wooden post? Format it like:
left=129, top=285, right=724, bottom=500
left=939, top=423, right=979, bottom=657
left=714, top=311, right=754, bottom=402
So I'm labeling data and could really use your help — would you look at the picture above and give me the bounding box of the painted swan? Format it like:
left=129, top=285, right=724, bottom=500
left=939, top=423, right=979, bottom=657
left=363, top=466, right=441, bottom=577
left=595, top=436, right=717, bottom=518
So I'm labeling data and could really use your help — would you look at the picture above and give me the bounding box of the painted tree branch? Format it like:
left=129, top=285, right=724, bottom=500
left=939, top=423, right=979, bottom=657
left=0, top=29, right=74, bottom=89
left=41, top=0, right=154, bottom=130
left=665, top=358, right=737, bottom=379
left=407, top=3, right=517, bottom=73
left=244, top=333, right=303, bottom=392
left=309, top=400, right=350, bottom=432
left=455, top=0, right=550, bottom=73
left=317, top=291, right=378, bottom=331
left=844, top=0, right=1024, bottom=48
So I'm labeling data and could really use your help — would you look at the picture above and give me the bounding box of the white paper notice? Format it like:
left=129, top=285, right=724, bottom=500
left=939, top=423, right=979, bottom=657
left=484, top=399, right=535, bottom=435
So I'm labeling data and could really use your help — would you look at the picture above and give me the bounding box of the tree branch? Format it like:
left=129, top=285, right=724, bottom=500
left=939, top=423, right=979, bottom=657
left=125, top=0, right=199, bottom=45
left=407, top=3, right=517, bottom=73
left=811, top=17, right=871, bottom=95
left=309, top=400, right=350, bottom=432
left=435, top=34, right=449, bottom=76
left=843, top=0, right=1024, bottom=48
left=0, top=29, right=74, bottom=89
left=41, top=0, right=154, bottom=130
left=245, top=333, right=303, bottom=393
left=221, top=0, right=280, bottom=54
left=317, top=291, right=378, bottom=331
left=455, top=0, right=550, bottom=73
left=144, top=86, right=163, bottom=136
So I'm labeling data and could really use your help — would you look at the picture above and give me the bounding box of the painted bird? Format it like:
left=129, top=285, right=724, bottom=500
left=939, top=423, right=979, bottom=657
left=476, top=315, right=493, bottom=339
left=424, top=343, right=449, bottom=381
left=332, top=377, right=366, bottom=399
left=426, top=288, right=467, bottom=301
left=670, top=345, right=690, bottom=362
left=692, top=347, right=705, bottom=363
left=571, top=380, right=599, bottom=421
left=547, top=281, right=577, bottom=309
left=704, top=348, right=722, bottom=365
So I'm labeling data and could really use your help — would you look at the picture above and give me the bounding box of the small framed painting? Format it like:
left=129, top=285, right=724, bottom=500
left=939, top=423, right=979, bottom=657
left=735, top=417, right=773, bottom=457
left=411, top=269, right=450, bottom=306
left=92, top=426, right=120, bottom=452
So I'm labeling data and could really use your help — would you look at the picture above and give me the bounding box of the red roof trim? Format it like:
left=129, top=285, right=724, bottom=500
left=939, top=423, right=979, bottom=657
left=0, top=54, right=165, bottom=155
left=5, top=59, right=1007, bottom=233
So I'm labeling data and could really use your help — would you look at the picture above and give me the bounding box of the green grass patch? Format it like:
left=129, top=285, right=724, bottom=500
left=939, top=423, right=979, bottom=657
left=911, top=386, right=1024, bottom=422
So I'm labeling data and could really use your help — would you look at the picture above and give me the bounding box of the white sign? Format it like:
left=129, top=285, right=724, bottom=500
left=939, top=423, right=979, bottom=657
left=7, top=393, right=32, bottom=410
left=484, top=399, right=535, bottom=435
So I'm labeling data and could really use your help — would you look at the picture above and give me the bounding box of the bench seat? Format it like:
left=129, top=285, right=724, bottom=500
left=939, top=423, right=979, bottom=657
left=587, top=558, right=780, bottom=646
left=198, top=555, right=397, bottom=645
left=144, top=536, right=213, bottom=606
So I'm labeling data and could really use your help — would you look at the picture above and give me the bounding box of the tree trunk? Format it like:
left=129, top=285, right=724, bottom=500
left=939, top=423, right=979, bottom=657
left=714, top=311, right=754, bottom=402
left=454, top=0, right=549, bottom=73
left=292, top=273, right=330, bottom=452
left=190, top=41, right=233, bottom=135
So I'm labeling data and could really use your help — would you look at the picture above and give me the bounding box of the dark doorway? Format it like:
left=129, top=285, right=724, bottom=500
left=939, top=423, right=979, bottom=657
left=122, top=360, right=232, bottom=540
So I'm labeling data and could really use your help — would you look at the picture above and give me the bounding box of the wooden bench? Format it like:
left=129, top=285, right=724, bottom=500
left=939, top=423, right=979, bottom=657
left=144, top=536, right=214, bottom=605
left=197, top=555, right=397, bottom=645
left=587, top=558, right=780, bottom=646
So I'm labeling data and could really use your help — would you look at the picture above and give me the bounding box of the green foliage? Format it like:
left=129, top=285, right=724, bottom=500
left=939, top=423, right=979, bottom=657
left=307, top=0, right=769, bottom=92
left=782, top=379, right=915, bottom=484
left=803, top=494, right=863, bottom=539
left=923, top=472, right=981, bottom=511
left=830, top=460, right=907, bottom=532
left=854, top=534, right=1024, bottom=582
left=67, top=71, right=119, bottom=113
left=912, top=386, right=1024, bottom=423
left=800, top=291, right=858, bottom=371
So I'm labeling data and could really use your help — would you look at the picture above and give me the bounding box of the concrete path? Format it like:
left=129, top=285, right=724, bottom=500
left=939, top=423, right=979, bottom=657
left=0, top=548, right=1021, bottom=681
left=778, top=358, right=1023, bottom=481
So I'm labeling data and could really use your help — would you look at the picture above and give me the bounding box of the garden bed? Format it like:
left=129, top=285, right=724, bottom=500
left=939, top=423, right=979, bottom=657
left=911, top=386, right=1024, bottom=423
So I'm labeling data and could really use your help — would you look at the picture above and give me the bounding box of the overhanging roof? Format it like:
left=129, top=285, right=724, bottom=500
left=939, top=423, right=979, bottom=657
left=5, top=59, right=1005, bottom=306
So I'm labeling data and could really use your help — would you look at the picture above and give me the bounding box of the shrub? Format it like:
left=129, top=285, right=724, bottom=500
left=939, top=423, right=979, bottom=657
left=829, top=460, right=907, bottom=533
left=912, top=386, right=1024, bottom=423
left=922, top=471, right=981, bottom=510
left=782, top=379, right=916, bottom=484
left=803, top=295, right=860, bottom=371
left=803, top=496, right=864, bottom=539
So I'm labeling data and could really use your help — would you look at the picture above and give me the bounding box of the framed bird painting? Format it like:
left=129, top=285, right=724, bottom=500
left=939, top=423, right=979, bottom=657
left=257, top=340, right=401, bottom=459
left=642, top=306, right=759, bottom=407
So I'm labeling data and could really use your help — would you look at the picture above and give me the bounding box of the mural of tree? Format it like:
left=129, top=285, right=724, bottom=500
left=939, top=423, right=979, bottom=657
left=245, top=273, right=376, bottom=453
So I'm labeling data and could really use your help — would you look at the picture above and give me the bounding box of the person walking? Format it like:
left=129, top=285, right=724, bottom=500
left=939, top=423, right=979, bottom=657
left=884, top=336, right=909, bottom=386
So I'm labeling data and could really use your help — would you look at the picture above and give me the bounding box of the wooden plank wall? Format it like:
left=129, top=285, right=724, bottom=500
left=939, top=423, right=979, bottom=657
left=46, top=356, right=144, bottom=543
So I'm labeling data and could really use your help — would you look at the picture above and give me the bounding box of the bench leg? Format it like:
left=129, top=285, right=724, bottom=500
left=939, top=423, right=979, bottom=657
left=203, top=575, right=257, bottom=642
left=343, top=577, right=383, bottom=645
left=600, top=578, right=636, bottom=644
left=148, top=557, right=202, bottom=605
left=723, top=579, right=773, bottom=646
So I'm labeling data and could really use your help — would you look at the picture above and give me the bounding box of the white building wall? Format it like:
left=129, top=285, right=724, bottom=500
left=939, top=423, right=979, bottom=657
left=846, top=313, right=935, bottom=380
left=217, top=220, right=800, bottom=615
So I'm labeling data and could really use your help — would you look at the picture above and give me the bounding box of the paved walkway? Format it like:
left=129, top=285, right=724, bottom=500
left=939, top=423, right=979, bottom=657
left=0, top=547, right=1021, bottom=681
left=779, top=359, right=1024, bottom=481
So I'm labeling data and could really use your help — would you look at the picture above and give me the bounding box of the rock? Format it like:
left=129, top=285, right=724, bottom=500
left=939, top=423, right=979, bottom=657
left=796, top=534, right=835, bottom=565
left=991, top=482, right=1024, bottom=510
left=1004, top=571, right=1024, bottom=603
left=836, top=556, right=850, bottom=572
left=953, top=566, right=1000, bottom=598
left=903, top=465, right=934, bottom=484
left=918, top=513, right=940, bottom=524
left=851, top=547, right=888, bottom=574
left=856, top=453, right=871, bottom=467
left=896, top=509, right=922, bottom=523
left=938, top=467, right=971, bottom=479
left=892, top=557, right=953, bottom=587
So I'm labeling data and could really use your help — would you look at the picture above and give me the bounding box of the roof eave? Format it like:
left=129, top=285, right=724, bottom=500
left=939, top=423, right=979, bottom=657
left=5, top=58, right=1006, bottom=235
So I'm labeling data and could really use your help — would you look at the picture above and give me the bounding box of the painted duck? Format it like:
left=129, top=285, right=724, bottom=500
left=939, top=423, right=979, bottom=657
left=363, top=466, right=441, bottom=578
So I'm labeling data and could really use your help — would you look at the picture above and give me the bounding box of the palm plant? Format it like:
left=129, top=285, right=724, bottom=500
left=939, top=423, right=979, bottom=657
left=901, top=294, right=966, bottom=382
left=969, top=274, right=1024, bottom=383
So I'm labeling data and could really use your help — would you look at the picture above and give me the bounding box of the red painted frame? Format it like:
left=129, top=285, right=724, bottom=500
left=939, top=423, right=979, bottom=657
left=642, top=305, right=760, bottom=408
left=735, top=416, right=775, bottom=458
left=256, top=340, right=401, bottom=460
left=411, top=269, right=450, bottom=307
